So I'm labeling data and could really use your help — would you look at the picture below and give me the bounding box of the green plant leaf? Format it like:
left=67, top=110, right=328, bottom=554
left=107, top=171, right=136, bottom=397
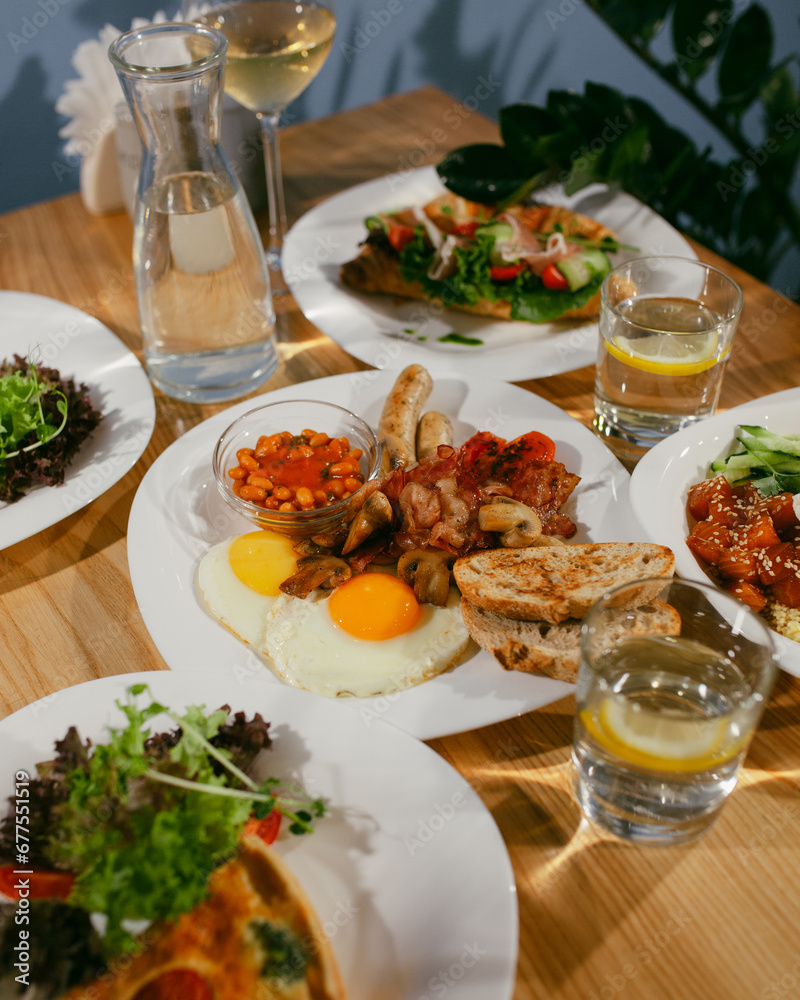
left=671, top=0, right=733, bottom=81
left=436, top=143, right=531, bottom=203
left=587, top=0, right=673, bottom=43
left=759, top=62, right=799, bottom=123
left=499, top=104, right=561, bottom=169
left=717, top=3, right=773, bottom=108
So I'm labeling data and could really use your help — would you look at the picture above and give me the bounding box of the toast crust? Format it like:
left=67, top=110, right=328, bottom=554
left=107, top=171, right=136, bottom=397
left=461, top=597, right=682, bottom=683
left=453, top=542, right=676, bottom=625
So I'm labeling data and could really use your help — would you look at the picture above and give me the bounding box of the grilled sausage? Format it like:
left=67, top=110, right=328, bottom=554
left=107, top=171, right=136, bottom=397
left=416, top=410, right=454, bottom=459
left=377, top=364, right=433, bottom=473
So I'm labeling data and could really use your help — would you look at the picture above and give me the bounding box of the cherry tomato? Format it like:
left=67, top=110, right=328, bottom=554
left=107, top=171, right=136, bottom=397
left=490, top=263, right=526, bottom=282
left=244, top=810, right=282, bottom=845
left=388, top=225, right=415, bottom=252
left=0, top=866, right=75, bottom=900
left=504, top=430, right=556, bottom=464
left=541, top=263, right=570, bottom=291
left=452, top=221, right=480, bottom=237
left=460, top=431, right=499, bottom=471
left=133, top=970, right=213, bottom=1000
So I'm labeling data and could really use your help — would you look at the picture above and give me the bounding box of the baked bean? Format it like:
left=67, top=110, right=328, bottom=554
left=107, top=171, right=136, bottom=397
left=225, top=426, right=368, bottom=511
left=247, top=475, right=273, bottom=490
left=329, top=462, right=353, bottom=478
left=239, top=484, right=267, bottom=502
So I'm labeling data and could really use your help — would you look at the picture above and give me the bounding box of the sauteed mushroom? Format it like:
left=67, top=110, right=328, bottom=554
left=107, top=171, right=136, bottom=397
left=478, top=496, right=543, bottom=547
left=279, top=554, right=352, bottom=598
left=397, top=548, right=452, bottom=607
left=341, top=490, right=394, bottom=554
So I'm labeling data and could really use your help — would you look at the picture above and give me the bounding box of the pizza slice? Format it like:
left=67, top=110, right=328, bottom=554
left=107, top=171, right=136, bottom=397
left=340, top=192, right=626, bottom=324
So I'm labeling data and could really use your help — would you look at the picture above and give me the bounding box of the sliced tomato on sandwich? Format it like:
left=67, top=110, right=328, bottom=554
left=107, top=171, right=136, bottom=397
left=0, top=865, right=75, bottom=900
left=541, top=263, right=570, bottom=291
left=490, top=262, right=526, bottom=282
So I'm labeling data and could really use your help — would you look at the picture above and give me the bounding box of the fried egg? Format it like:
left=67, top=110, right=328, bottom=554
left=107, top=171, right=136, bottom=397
left=260, top=570, right=472, bottom=698
left=197, top=531, right=299, bottom=646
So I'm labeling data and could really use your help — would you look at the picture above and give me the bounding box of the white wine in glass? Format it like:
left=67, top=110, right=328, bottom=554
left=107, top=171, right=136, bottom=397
left=194, top=1, right=336, bottom=273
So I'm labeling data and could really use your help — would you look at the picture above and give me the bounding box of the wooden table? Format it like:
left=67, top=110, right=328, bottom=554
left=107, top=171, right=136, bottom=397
left=2, top=87, right=800, bottom=1000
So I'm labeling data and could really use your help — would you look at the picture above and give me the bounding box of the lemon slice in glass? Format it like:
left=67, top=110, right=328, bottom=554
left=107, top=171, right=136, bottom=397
left=581, top=696, right=739, bottom=772
left=606, top=329, right=723, bottom=377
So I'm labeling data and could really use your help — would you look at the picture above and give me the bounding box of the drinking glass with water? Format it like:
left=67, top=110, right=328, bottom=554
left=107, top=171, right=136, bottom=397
left=593, top=256, right=743, bottom=464
left=573, top=577, right=777, bottom=845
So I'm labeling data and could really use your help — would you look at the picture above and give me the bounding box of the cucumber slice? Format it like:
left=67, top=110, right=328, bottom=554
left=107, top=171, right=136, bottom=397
left=710, top=452, right=757, bottom=475
left=476, top=222, right=515, bottom=266
left=556, top=249, right=611, bottom=292
left=476, top=222, right=513, bottom=242
left=739, top=425, right=800, bottom=457
left=364, top=214, right=388, bottom=233
left=736, top=445, right=800, bottom=473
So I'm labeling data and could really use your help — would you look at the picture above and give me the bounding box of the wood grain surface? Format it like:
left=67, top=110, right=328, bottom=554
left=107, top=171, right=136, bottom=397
left=1, top=86, right=799, bottom=1000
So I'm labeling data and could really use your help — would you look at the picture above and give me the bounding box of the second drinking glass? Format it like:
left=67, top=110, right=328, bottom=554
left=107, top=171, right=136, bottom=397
left=593, top=256, right=743, bottom=464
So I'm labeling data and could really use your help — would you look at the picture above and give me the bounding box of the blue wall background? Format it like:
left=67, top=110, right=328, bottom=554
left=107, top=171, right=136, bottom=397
left=1, top=0, right=798, bottom=289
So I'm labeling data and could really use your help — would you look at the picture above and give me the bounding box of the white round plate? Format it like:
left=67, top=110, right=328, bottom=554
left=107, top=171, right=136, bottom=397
left=282, top=165, right=694, bottom=381
left=129, top=370, right=640, bottom=740
left=0, top=670, right=518, bottom=1000
left=0, top=291, right=155, bottom=549
left=629, top=386, right=800, bottom=677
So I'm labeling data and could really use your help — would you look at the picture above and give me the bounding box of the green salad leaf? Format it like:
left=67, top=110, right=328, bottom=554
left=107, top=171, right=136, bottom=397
left=0, top=363, right=68, bottom=480
left=398, top=227, right=604, bottom=322
left=31, top=686, right=326, bottom=957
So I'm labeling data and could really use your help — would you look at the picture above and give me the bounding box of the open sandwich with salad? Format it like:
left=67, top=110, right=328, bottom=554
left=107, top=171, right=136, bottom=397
left=340, top=192, right=631, bottom=325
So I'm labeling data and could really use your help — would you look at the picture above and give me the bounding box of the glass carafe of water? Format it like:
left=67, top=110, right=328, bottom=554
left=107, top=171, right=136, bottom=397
left=109, top=23, right=278, bottom=403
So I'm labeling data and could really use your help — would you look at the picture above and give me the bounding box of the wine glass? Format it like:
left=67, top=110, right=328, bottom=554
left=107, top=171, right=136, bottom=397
left=192, top=1, right=336, bottom=279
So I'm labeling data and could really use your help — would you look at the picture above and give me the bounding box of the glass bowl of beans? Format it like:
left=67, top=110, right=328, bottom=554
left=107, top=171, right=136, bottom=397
left=212, top=399, right=383, bottom=537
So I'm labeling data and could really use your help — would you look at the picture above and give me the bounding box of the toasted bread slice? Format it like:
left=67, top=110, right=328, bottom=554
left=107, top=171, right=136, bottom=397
left=453, top=542, right=675, bottom=625
left=461, top=597, right=681, bottom=683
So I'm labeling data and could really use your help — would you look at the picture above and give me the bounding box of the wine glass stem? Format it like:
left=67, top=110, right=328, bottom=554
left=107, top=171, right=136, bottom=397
left=257, top=111, right=286, bottom=271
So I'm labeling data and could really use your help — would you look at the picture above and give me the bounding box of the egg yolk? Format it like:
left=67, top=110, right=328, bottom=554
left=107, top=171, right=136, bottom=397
left=328, top=573, right=421, bottom=640
left=228, top=531, right=298, bottom=596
